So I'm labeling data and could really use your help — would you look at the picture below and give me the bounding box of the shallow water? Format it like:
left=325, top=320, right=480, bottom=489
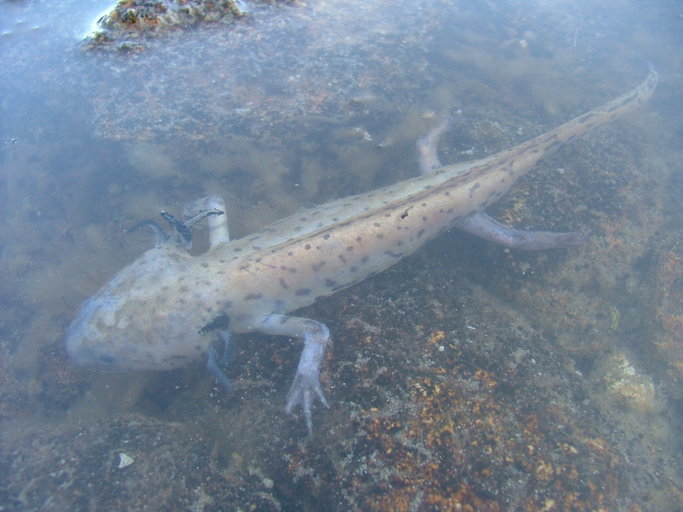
left=1, top=0, right=681, bottom=510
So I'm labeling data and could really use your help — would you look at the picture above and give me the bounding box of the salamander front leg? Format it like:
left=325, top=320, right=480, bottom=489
left=416, top=115, right=451, bottom=174
left=206, top=330, right=235, bottom=391
left=257, top=313, right=330, bottom=434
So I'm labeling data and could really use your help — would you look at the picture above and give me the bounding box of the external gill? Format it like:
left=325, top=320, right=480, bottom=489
left=159, top=196, right=237, bottom=391
left=177, top=195, right=236, bottom=390
left=160, top=206, right=224, bottom=249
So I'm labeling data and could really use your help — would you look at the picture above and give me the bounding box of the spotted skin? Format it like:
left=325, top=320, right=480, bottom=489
left=66, top=69, right=657, bottom=432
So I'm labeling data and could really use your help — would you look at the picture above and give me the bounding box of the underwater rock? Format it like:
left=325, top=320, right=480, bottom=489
left=0, top=414, right=282, bottom=511
left=84, top=0, right=252, bottom=52
left=654, top=241, right=683, bottom=385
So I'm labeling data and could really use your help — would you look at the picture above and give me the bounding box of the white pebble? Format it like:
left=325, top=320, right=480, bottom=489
left=118, top=453, right=134, bottom=469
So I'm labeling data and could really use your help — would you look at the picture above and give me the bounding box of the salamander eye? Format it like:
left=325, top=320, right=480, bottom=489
left=99, top=355, right=116, bottom=365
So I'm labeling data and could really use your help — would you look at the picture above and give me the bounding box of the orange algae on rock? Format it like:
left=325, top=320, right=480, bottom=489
left=654, top=243, right=683, bottom=382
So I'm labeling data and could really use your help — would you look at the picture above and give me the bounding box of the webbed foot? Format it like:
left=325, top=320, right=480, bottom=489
left=285, top=372, right=329, bottom=435
left=254, top=313, right=331, bottom=434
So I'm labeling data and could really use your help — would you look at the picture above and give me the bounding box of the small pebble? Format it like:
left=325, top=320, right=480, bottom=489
left=118, top=453, right=134, bottom=469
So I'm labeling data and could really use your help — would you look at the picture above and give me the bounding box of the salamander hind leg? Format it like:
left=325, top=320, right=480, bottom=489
left=456, top=212, right=589, bottom=250
left=256, top=313, right=330, bottom=434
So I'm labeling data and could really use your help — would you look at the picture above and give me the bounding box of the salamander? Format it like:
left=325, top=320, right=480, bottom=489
left=65, top=68, right=657, bottom=432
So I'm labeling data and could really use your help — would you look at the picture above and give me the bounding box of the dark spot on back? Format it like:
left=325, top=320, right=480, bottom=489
left=384, top=250, right=403, bottom=259
left=199, top=313, right=230, bottom=335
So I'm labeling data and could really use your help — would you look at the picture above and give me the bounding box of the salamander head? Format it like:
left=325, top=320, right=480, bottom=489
left=65, top=245, right=201, bottom=371
left=65, top=292, right=121, bottom=368
left=66, top=201, right=227, bottom=371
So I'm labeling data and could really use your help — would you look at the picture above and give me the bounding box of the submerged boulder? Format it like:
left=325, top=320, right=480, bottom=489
left=84, top=0, right=252, bottom=52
